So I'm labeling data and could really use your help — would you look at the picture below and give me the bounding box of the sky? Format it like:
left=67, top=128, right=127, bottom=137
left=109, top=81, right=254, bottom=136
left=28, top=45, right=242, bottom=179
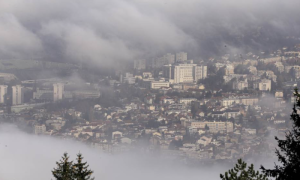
left=1, top=0, right=300, bottom=67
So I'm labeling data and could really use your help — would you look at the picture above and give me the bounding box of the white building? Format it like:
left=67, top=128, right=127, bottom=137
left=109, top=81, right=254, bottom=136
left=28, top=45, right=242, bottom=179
left=233, top=80, right=248, bottom=90
left=150, top=81, right=170, bottom=89
left=0, top=85, right=8, bottom=103
left=194, top=65, right=208, bottom=82
left=35, top=124, right=46, bottom=135
left=179, top=98, right=197, bottom=105
left=164, top=64, right=207, bottom=83
left=120, top=73, right=136, bottom=84
left=12, top=85, right=23, bottom=105
left=253, top=79, right=271, bottom=91
left=53, top=83, right=64, bottom=102
left=189, top=121, right=233, bottom=133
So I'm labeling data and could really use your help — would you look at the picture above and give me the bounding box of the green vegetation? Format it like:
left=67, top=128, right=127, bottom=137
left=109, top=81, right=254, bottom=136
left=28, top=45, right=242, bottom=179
left=261, top=88, right=300, bottom=179
left=52, top=153, right=94, bottom=180
left=220, top=159, right=268, bottom=180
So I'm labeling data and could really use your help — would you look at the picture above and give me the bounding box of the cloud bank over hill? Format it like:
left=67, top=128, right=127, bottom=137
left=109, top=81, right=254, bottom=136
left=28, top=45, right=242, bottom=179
left=0, top=0, right=300, bottom=66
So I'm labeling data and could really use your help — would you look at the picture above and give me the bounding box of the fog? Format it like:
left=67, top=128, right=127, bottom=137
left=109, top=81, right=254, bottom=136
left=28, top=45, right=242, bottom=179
left=1, top=0, right=300, bottom=67
left=0, top=124, right=225, bottom=180
left=0, top=124, right=276, bottom=180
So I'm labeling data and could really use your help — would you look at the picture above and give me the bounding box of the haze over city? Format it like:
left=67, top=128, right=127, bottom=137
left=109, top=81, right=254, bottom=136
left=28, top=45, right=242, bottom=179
left=1, top=0, right=300, bottom=180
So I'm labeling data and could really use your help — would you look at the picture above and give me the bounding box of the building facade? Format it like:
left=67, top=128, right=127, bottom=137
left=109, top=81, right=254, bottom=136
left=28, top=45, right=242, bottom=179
left=53, top=83, right=64, bottom=102
left=12, top=85, right=23, bottom=105
left=0, top=85, right=8, bottom=104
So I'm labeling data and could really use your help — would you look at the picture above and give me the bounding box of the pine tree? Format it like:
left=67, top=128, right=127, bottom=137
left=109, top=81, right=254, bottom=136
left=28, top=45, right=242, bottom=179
left=73, top=153, right=94, bottom=180
left=261, top=88, right=300, bottom=179
left=220, top=159, right=268, bottom=180
left=52, top=153, right=74, bottom=180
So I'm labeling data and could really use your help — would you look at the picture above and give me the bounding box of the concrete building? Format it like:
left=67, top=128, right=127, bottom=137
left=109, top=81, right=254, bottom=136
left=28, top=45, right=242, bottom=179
left=225, top=64, right=234, bottom=75
left=33, top=88, right=53, bottom=101
left=152, top=53, right=175, bottom=68
left=233, top=80, right=248, bottom=90
left=190, top=121, right=233, bottom=133
left=194, top=65, right=208, bottom=82
left=164, top=64, right=207, bottom=83
left=35, top=124, right=46, bottom=135
left=120, top=73, right=136, bottom=84
left=164, top=53, right=175, bottom=64
left=53, top=83, right=64, bottom=102
left=176, top=52, right=188, bottom=62
left=253, top=79, right=271, bottom=91
left=73, top=90, right=101, bottom=99
left=12, top=85, right=23, bottom=105
left=179, top=98, right=197, bottom=105
left=0, top=85, right=8, bottom=103
left=150, top=81, right=170, bottom=89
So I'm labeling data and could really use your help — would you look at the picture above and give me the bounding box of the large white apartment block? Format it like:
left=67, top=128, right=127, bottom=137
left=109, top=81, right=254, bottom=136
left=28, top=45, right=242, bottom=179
left=164, top=64, right=207, bottom=83
left=53, top=83, right=64, bottom=102
left=190, top=121, right=233, bottom=133
left=150, top=81, right=170, bottom=89
left=12, top=85, right=23, bottom=105
left=0, top=85, right=8, bottom=103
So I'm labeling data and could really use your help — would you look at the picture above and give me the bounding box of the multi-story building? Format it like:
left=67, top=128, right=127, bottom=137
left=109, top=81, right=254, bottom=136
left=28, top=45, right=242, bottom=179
left=33, top=88, right=53, bottom=101
left=179, top=98, right=197, bottom=105
left=274, top=62, right=285, bottom=73
left=0, top=85, right=8, bottom=104
left=164, top=53, right=175, bottom=64
left=12, top=85, right=23, bottom=105
left=120, top=73, right=136, bottom=84
left=176, top=52, right=188, bottom=62
left=221, top=97, right=258, bottom=107
left=225, top=64, right=234, bottom=75
left=194, top=65, right=207, bottom=82
left=233, top=80, right=248, bottom=90
left=53, top=83, right=64, bottom=102
left=35, top=124, right=46, bottom=135
left=253, top=79, right=271, bottom=91
left=150, top=81, right=170, bottom=89
left=291, top=66, right=300, bottom=79
left=164, top=64, right=207, bottom=83
left=152, top=53, right=175, bottom=68
left=189, top=121, right=233, bottom=133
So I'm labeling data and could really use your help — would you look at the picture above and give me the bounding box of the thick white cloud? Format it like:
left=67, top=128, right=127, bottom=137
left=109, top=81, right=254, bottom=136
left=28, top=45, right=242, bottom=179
left=0, top=14, right=43, bottom=59
left=0, top=0, right=300, bottom=65
left=0, top=124, right=226, bottom=180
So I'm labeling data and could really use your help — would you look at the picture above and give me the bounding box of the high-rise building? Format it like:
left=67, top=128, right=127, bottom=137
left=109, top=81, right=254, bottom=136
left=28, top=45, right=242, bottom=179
left=194, top=65, right=207, bottom=82
left=0, top=85, right=7, bottom=104
left=12, top=85, right=23, bottom=105
left=164, top=63, right=207, bottom=83
left=53, top=83, right=64, bottom=102
left=176, top=52, right=188, bottom=62
left=152, top=53, right=175, bottom=68
left=164, top=53, right=175, bottom=64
